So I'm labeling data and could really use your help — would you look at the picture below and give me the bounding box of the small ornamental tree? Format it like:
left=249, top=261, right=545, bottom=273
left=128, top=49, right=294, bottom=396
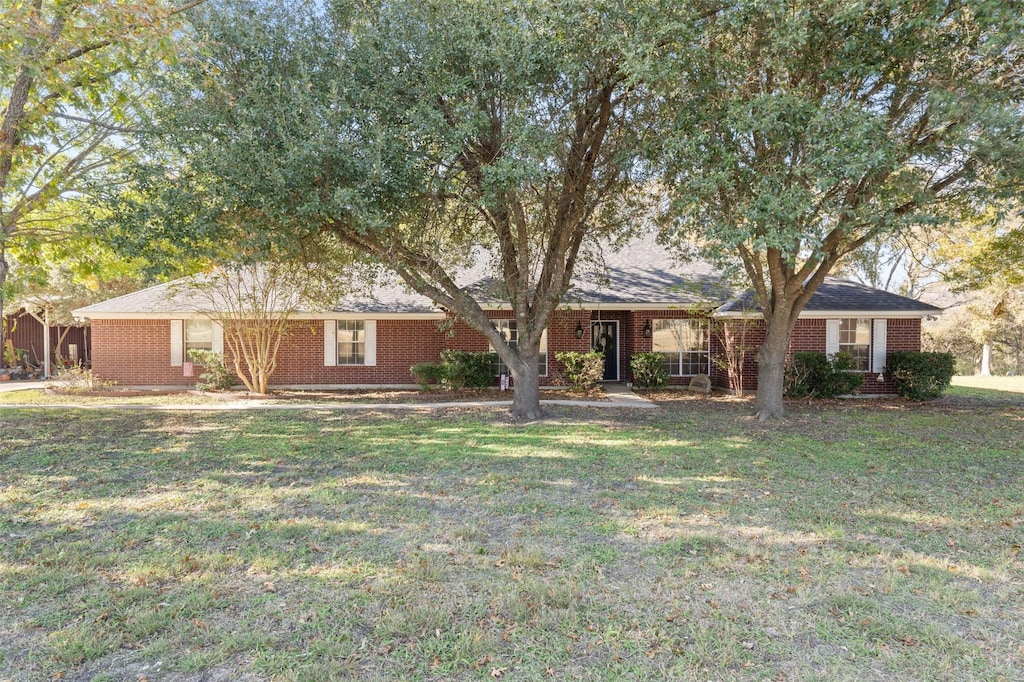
left=180, top=262, right=316, bottom=394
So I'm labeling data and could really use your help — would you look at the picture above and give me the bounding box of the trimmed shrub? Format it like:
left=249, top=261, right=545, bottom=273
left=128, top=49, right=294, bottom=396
left=187, top=349, right=234, bottom=391
left=50, top=366, right=115, bottom=392
left=410, top=362, right=444, bottom=390
left=555, top=351, right=604, bottom=390
left=885, top=351, right=956, bottom=401
left=785, top=351, right=865, bottom=398
left=631, top=352, right=669, bottom=389
left=440, top=350, right=496, bottom=389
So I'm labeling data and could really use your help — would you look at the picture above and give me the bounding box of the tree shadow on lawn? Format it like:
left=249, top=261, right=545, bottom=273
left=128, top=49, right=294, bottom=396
left=3, top=407, right=1023, bottom=680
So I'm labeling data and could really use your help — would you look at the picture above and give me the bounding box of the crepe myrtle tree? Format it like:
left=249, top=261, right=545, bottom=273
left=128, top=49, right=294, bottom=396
left=645, top=0, right=1024, bottom=419
left=148, top=0, right=652, bottom=418
left=178, top=261, right=337, bottom=395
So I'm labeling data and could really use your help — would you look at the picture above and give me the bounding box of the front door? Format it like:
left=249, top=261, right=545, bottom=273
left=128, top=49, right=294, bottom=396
left=591, top=320, right=619, bottom=381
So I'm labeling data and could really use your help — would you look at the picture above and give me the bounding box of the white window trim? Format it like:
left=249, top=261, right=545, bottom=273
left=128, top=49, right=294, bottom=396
left=173, top=318, right=222, bottom=367
left=324, top=320, right=337, bottom=366
left=212, top=322, right=224, bottom=355
left=825, top=319, right=840, bottom=356
left=872, top=319, right=887, bottom=373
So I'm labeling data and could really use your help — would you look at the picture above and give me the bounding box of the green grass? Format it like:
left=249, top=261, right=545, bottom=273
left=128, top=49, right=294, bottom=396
left=2, top=397, right=1022, bottom=680
left=951, top=375, right=1024, bottom=392
left=0, top=387, right=578, bottom=407
left=946, top=376, right=1024, bottom=407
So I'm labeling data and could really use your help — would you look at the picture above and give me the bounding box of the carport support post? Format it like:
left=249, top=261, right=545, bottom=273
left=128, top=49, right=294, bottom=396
left=43, top=307, right=50, bottom=379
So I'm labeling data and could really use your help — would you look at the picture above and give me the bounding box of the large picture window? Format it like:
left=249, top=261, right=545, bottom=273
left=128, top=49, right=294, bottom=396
left=838, top=318, right=871, bottom=371
left=652, top=318, right=709, bottom=376
left=184, top=319, right=213, bottom=353
left=490, top=320, right=548, bottom=376
left=337, top=320, right=365, bottom=365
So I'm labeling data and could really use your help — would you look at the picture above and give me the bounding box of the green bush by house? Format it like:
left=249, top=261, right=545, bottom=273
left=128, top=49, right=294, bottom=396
left=439, top=350, right=496, bottom=389
left=631, top=352, right=669, bottom=389
left=885, top=351, right=956, bottom=401
left=785, top=351, right=865, bottom=398
left=554, top=351, right=604, bottom=390
left=410, top=362, right=444, bottom=390
left=187, top=349, right=234, bottom=391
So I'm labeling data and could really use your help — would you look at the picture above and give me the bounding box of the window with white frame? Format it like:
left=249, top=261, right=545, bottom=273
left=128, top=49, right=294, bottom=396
left=838, top=318, right=870, bottom=371
left=490, top=320, right=547, bottom=376
left=651, top=318, right=709, bottom=375
left=184, top=319, right=214, bottom=353
left=337, top=320, right=366, bottom=365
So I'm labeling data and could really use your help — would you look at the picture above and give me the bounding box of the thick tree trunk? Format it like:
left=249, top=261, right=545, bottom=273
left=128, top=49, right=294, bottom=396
left=506, top=343, right=543, bottom=420
left=0, top=255, right=6, bottom=369
left=980, top=342, right=992, bottom=376
left=753, top=311, right=796, bottom=421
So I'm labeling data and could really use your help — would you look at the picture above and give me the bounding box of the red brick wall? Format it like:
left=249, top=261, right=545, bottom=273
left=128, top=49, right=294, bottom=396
left=867, top=318, right=921, bottom=394
left=711, top=319, right=765, bottom=392
left=787, top=317, right=921, bottom=395
left=91, top=318, right=446, bottom=387
left=707, top=317, right=921, bottom=395
left=90, top=314, right=924, bottom=393
left=92, top=320, right=192, bottom=386
left=274, top=319, right=445, bottom=385
left=789, top=318, right=828, bottom=353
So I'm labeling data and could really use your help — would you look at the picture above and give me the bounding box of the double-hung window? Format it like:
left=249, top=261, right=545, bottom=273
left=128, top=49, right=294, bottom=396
left=324, top=319, right=376, bottom=366
left=490, top=320, right=548, bottom=376
left=652, top=318, right=709, bottom=376
left=828, top=318, right=871, bottom=371
left=172, top=318, right=220, bottom=367
left=337, top=320, right=366, bottom=365
left=184, top=319, right=214, bottom=353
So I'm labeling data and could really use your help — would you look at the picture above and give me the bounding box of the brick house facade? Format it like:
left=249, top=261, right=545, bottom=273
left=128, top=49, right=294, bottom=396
left=83, top=311, right=930, bottom=395
left=75, top=241, right=941, bottom=394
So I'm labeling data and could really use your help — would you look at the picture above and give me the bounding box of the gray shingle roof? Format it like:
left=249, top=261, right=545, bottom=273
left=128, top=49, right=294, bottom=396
left=74, top=236, right=941, bottom=317
left=717, top=278, right=943, bottom=314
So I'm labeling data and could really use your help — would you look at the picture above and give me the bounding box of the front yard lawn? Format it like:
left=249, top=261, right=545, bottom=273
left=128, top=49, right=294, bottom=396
left=1, top=395, right=1021, bottom=680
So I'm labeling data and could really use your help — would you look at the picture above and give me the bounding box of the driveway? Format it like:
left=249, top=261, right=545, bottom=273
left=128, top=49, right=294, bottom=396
left=0, top=380, right=45, bottom=393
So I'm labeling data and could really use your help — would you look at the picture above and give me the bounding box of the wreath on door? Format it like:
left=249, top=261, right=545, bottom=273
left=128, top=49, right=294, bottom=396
left=594, top=326, right=615, bottom=353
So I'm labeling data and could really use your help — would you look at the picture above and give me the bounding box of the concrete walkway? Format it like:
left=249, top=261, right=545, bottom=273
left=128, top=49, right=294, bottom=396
left=0, top=380, right=45, bottom=393
left=0, top=382, right=658, bottom=411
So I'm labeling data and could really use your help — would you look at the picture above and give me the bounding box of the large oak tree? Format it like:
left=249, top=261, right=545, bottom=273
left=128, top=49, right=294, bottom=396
left=647, top=0, right=1024, bottom=419
left=150, top=0, right=651, bottom=418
